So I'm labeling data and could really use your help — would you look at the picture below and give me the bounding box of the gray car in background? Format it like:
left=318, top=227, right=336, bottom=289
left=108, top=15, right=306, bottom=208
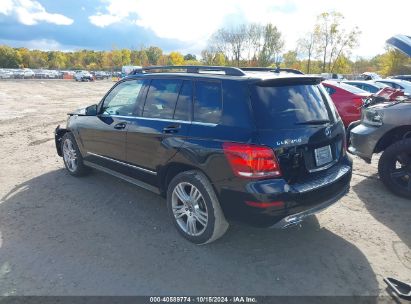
left=375, top=79, right=411, bottom=96
left=349, top=35, right=411, bottom=199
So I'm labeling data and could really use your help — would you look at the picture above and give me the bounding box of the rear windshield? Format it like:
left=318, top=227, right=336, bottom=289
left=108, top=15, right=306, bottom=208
left=250, top=83, right=336, bottom=129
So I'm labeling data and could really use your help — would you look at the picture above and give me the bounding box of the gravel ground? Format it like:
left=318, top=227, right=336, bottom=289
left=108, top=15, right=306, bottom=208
left=0, top=80, right=409, bottom=297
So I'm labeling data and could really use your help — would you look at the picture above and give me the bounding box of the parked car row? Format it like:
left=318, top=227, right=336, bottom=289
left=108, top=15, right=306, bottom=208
left=0, top=68, right=115, bottom=80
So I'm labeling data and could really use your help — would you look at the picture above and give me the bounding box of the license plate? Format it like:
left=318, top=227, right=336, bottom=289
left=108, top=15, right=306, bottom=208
left=314, top=145, right=333, bottom=167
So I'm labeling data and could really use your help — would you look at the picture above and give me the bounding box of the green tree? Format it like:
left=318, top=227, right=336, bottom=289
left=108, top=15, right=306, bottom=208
left=258, top=24, right=284, bottom=66
left=377, top=48, right=411, bottom=76
left=121, top=49, right=131, bottom=65
left=282, top=50, right=302, bottom=70
left=314, top=11, right=360, bottom=73
left=0, top=45, right=21, bottom=68
left=111, top=49, right=123, bottom=69
left=184, top=54, right=196, bottom=61
left=146, top=46, right=163, bottom=65
left=48, top=51, right=67, bottom=69
left=296, top=33, right=316, bottom=73
left=16, top=48, right=31, bottom=68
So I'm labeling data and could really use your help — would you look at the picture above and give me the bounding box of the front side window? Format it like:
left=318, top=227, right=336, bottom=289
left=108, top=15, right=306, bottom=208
left=194, top=81, right=222, bottom=124
left=143, top=79, right=182, bottom=119
left=102, top=80, right=143, bottom=116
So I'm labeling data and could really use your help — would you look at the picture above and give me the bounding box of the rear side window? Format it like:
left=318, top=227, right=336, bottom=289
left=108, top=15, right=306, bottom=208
left=143, top=79, right=182, bottom=119
left=174, top=80, right=192, bottom=121
left=194, top=81, right=222, bottom=124
left=250, top=83, right=334, bottom=129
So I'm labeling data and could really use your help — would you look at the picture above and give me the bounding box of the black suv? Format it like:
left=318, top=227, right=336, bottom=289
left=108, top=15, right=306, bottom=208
left=55, top=66, right=352, bottom=244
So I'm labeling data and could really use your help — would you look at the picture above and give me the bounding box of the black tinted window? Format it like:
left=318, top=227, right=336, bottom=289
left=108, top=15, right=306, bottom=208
left=174, top=81, right=192, bottom=121
left=194, top=81, right=222, bottom=124
left=251, top=84, right=333, bottom=129
left=143, top=79, right=182, bottom=119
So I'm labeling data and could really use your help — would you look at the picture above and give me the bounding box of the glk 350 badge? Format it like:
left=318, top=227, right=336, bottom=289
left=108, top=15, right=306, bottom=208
left=276, top=138, right=303, bottom=146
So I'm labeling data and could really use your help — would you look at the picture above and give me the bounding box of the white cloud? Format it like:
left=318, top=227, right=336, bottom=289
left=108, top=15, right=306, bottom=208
left=89, top=0, right=409, bottom=58
left=89, top=13, right=122, bottom=28
left=0, top=0, right=73, bottom=26
left=0, top=0, right=14, bottom=15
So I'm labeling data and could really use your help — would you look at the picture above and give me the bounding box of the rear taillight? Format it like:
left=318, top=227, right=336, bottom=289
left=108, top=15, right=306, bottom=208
left=353, top=97, right=364, bottom=110
left=222, top=143, right=281, bottom=178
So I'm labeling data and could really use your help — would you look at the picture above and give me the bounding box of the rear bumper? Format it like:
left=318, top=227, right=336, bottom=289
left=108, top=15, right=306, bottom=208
left=217, top=156, right=352, bottom=227
left=271, top=183, right=349, bottom=228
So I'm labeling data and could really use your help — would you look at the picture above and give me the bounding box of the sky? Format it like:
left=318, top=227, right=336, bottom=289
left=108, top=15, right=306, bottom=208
left=0, top=0, right=409, bottom=59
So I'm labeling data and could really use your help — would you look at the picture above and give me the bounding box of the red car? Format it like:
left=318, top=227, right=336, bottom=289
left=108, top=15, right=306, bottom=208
left=322, top=81, right=370, bottom=128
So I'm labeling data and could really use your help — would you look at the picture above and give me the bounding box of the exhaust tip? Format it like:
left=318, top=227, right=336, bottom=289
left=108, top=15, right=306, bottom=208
left=282, top=218, right=303, bottom=229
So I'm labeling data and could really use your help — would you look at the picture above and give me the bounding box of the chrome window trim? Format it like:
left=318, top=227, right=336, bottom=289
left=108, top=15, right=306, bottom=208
left=110, top=114, right=217, bottom=127
left=87, top=152, right=157, bottom=175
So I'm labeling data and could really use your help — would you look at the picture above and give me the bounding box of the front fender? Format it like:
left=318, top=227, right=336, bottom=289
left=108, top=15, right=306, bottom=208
left=55, top=125, right=68, bottom=156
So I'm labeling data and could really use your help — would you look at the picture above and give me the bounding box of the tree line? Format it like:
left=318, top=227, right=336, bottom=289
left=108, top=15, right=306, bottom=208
left=0, top=11, right=410, bottom=76
left=0, top=45, right=197, bottom=71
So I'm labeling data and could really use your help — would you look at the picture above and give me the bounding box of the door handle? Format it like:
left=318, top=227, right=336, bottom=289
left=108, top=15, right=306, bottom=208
left=162, top=124, right=181, bottom=133
left=114, top=122, right=127, bottom=130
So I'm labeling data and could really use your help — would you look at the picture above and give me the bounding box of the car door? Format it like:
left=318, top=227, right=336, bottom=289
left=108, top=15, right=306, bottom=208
left=125, top=78, right=192, bottom=185
left=78, top=79, right=144, bottom=167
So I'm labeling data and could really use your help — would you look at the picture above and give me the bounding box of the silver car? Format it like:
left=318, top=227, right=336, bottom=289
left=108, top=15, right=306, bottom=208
left=349, top=101, right=411, bottom=199
left=349, top=35, right=411, bottom=199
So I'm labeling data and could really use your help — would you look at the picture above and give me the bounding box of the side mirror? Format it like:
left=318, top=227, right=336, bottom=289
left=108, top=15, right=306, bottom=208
left=85, top=104, right=98, bottom=116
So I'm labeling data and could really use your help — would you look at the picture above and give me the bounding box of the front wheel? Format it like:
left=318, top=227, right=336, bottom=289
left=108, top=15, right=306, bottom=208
left=167, top=170, right=229, bottom=244
left=61, top=133, right=89, bottom=177
left=378, top=138, right=411, bottom=199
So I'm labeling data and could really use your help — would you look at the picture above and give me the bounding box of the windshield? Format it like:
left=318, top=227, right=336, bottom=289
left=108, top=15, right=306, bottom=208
left=250, top=83, right=336, bottom=129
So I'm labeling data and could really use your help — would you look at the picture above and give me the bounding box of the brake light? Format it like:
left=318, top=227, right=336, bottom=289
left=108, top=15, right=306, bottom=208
left=223, top=143, right=281, bottom=178
left=353, top=97, right=364, bottom=110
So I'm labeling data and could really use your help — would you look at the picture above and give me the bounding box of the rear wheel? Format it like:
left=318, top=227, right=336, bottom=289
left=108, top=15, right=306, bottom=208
left=378, top=138, right=411, bottom=199
left=61, top=132, right=89, bottom=177
left=167, top=170, right=229, bottom=244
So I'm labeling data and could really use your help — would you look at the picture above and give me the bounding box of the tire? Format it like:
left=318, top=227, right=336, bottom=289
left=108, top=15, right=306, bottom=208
left=61, top=132, right=89, bottom=177
left=378, top=138, right=411, bottom=199
left=167, top=170, right=229, bottom=244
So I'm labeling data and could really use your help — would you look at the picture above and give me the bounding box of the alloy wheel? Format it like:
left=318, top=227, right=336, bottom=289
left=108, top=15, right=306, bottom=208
left=62, top=138, right=78, bottom=172
left=171, top=182, right=208, bottom=236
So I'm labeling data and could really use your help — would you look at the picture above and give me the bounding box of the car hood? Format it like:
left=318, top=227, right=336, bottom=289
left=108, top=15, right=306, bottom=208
left=386, top=35, right=411, bottom=57
left=68, top=107, right=87, bottom=115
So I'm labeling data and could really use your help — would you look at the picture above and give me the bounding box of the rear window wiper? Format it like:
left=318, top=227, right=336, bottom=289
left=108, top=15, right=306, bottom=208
left=295, top=119, right=330, bottom=125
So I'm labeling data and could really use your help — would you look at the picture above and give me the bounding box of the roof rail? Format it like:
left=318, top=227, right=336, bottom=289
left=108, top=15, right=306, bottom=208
left=240, top=67, right=304, bottom=75
left=132, top=65, right=246, bottom=76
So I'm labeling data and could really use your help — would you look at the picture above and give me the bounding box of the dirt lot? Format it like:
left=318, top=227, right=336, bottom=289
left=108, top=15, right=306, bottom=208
left=0, top=80, right=409, bottom=297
